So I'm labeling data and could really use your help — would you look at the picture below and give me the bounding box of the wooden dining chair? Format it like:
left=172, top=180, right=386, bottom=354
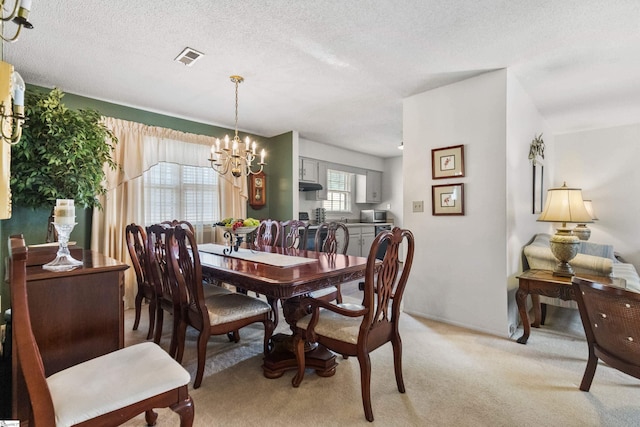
left=572, top=276, right=640, bottom=391
left=147, top=223, right=232, bottom=355
left=254, top=218, right=282, bottom=248
left=9, top=235, right=195, bottom=427
left=125, top=223, right=156, bottom=340
left=168, top=225, right=275, bottom=388
left=311, top=221, right=350, bottom=303
left=292, top=227, right=415, bottom=422
left=280, top=219, right=309, bottom=250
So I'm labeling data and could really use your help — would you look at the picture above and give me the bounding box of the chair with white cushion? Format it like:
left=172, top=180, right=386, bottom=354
left=292, top=227, right=415, bottom=422
left=9, top=235, right=194, bottom=427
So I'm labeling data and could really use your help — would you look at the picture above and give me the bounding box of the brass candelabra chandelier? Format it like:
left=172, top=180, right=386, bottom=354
left=209, top=75, right=265, bottom=178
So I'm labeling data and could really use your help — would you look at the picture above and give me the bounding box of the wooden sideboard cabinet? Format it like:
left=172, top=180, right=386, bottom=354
left=11, top=247, right=129, bottom=424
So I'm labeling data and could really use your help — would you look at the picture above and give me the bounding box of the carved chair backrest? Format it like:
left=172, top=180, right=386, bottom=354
left=9, top=235, right=57, bottom=422
left=146, top=223, right=177, bottom=307
left=167, top=225, right=208, bottom=327
left=254, top=219, right=282, bottom=248
left=125, top=223, right=150, bottom=291
left=314, top=222, right=349, bottom=255
left=361, top=227, right=415, bottom=332
left=281, top=220, right=309, bottom=249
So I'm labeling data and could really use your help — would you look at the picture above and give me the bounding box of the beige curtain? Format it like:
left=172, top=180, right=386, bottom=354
left=92, top=117, right=247, bottom=308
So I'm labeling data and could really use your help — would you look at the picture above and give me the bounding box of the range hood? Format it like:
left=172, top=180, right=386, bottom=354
left=299, top=182, right=323, bottom=192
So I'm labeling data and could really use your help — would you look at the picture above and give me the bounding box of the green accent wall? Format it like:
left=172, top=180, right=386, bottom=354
left=247, top=131, right=294, bottom=222
left=1, top=85, right=295, bottom=317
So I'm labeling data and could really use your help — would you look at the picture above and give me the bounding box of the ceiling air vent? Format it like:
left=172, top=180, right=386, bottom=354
left=174, top=47, right=204, bottom=67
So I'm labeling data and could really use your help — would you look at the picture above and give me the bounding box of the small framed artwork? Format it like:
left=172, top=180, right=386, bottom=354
left=532, top=161, right=544, bottom=214
left=432, top=183, right=464, bottom=216
left=431, top=144, right=465, bottom=179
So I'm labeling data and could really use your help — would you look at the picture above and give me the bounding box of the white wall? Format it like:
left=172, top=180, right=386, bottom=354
left=505, top=73, right=554, bottom=334
left=554, top=124, right=640, bottom=272
left=403, top=69, right=548, bottom=337
left=382, top=156, right=403, bottom=226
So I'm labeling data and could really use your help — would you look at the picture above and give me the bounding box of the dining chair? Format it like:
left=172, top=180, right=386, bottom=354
left=125, top=223, right=156, bottom=340
left=147, top=223, right=232, bottom=356
left=254, top=218, right=282, bottom=248
left=168, top=225, right=275, bottom=388
left=280, top=219, right=309, bottom=250
left=572, top=276, right=640, bottom=391
left=292, top=227, right=415, bottom=422
left=311, top=221, right=350, bottom=303
left=9, top=235, right=195, bottom=427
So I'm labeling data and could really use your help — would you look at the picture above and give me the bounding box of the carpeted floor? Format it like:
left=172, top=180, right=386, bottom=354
left=122, top=292, right=640, bottom=426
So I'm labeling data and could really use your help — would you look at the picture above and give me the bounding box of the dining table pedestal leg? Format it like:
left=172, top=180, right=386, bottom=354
left=261, top=296, right=338, bottom=379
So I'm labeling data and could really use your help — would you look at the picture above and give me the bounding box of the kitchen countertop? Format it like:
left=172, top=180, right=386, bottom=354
left=307, top=222, right=393, bottom=229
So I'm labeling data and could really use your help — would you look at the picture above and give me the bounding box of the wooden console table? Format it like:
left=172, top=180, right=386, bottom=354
left=11, top=248, right=128, bottom=424
left=516, top=269, right=625, bottom=344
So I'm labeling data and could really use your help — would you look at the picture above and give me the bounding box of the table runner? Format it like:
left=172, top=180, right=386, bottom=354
left=198, top=244, right=318, bottom=268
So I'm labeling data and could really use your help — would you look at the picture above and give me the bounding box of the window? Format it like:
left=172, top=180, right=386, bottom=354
left=143, top=162, right=219, bottom=225
left=323, top=169, right=352, bottom=212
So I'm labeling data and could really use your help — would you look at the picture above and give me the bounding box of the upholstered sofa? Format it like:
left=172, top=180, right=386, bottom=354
left=522, top=233, right=640, bottom=310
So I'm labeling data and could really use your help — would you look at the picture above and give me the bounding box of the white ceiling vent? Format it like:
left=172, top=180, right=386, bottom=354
left=174, top=47, right=204, bottom=66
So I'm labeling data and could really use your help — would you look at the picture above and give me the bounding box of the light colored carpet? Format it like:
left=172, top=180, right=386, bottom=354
left=122, top=299, right=640, bottom=426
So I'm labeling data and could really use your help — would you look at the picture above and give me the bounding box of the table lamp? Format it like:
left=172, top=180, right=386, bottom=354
left=573, top=199, right=598, bottom=241
left=537, top=182, right=593, bottom=277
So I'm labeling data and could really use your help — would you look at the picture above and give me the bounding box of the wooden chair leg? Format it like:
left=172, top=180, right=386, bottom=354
left=154, top=309, right=164, bottom=344
left=392, top=333, right=405, bottom=393
left=171, top=395, right=195, bottom=427
left=358, top=352, right=374, bottom=422
left=146, top=298, right=156, bottom=340
left=169, top=312, right=181, bottom=358
left=144, top=409, right=158, bottom=426
left=580, top=350, right=599, bottom=392
left=194, top=331, right=209, bottom=389
left=133, top=291, right=143, bottom=331
left=292, top=334, right=306, bottom=387
left=175, top=320, right=187, bottom=363
left=335, top=284, right=343, bottom=304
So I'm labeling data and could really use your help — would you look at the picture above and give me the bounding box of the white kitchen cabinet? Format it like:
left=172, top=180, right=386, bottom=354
left=305, top=161, right=327, bottom=200
left=355, top=170, right=382, bottom=203
left=346, top=224, right=376, bottom=257
left=299, top=158, right=318, bottom=183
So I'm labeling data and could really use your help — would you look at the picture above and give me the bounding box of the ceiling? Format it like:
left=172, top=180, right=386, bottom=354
left=4, top=1, right=640, bottom=158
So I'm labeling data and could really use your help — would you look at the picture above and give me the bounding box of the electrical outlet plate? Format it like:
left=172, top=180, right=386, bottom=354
left=412, top=200, right=424, bottom=212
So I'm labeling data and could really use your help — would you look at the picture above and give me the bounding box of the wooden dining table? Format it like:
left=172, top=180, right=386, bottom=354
left=198, top=244, right=369, bottom=379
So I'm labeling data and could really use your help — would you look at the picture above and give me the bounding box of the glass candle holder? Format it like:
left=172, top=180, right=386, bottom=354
left=42, top=222, right=84, bottom=271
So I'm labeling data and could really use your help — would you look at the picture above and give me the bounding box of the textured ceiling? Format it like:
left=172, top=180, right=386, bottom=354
left=4, top=1, right=640, bottom=158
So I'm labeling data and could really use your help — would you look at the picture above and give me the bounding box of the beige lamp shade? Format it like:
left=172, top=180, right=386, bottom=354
left=537, top=183, right=593, bottom=227
left=583, top=200, right=598, bottom=220
left=537, top=182, right=592, bottom=276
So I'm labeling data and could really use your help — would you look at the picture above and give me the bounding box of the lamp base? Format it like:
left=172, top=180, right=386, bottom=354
left=549, top=228, right=581, bottom=277
left=573, top=224, right=591, bottom=241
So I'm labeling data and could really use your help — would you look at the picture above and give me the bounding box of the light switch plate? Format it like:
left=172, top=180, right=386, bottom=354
left=412, top=200, right=424, bottom=212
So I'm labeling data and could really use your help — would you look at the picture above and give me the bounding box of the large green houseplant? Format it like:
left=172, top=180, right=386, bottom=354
left=10, top=88, right=118, bottom=209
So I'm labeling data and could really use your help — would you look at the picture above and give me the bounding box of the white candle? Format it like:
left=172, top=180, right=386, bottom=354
left=20, top=0, right=32, bottom=11
left=260, top=149, right=265, bottom=164
left=224, top=135, right=229, bottom=150
left=210, top=145, right=215, bottom=158
left=252, top=141, right=256, bottom=155
left=216, top=138, right=220, bottom=152
left=54, top=199, right=75, bottom=225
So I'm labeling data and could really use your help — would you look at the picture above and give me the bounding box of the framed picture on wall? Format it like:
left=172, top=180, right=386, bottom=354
left=532, top=161, right=544, bottom=214
left=431, top=144, right=465, bottom=179
left=432, top=183, right=464, bottom=216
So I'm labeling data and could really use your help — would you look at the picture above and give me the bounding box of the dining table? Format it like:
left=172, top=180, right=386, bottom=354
left=197, top=243, right=369, bottom=379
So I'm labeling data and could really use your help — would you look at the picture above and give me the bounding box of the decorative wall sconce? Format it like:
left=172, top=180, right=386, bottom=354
left=1, top=0, right=34, bottom=43
left=0, top=63, right=26, bottom=145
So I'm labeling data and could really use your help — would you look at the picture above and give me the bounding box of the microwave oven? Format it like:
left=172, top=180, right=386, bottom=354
left=360, top=210, right=387, bottom=223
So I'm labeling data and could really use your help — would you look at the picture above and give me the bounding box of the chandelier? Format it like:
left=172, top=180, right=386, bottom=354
left=209, top=75, right=265, bottom=178
left=1, top=0, right=34, bottom=43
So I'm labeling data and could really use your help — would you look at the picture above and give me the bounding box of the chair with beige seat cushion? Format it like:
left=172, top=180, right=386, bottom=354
left=572, top=276, right=640, bottom=391
left=292, top=227, right=415, bottom=422
left=168, top=225, right=275, bottom=388
left=9, top=235, right=194, bottom=426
